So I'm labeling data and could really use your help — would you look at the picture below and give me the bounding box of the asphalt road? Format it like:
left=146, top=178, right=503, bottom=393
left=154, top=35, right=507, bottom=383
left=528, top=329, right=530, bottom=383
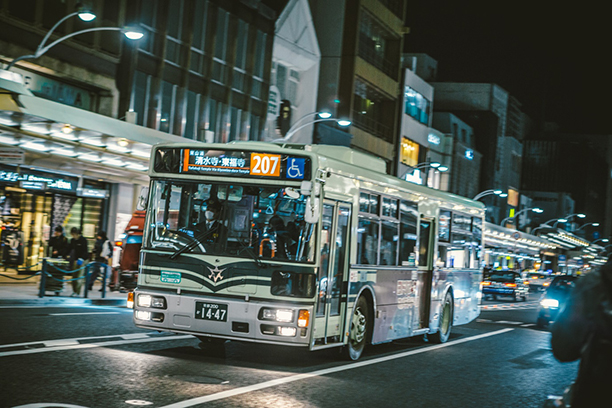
left=0, top=293, right=578, bottom=408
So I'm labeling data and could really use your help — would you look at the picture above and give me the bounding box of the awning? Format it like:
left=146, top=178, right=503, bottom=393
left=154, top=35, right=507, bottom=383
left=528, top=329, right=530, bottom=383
left=0, top=69, right=193, bottom=185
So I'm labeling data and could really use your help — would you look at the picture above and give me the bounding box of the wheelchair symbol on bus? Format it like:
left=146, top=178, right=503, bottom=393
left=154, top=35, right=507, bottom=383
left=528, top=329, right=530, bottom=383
left=286, top=158, right=305, bottom=179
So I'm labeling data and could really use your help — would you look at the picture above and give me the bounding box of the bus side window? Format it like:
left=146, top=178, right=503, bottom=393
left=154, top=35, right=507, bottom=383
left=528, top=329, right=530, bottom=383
left=399, top=200, right=418, bottom=266
left=357, top=217, right=378, bottom=265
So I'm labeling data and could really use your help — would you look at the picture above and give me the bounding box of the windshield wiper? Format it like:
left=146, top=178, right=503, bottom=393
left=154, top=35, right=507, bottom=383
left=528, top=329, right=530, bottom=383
left=168, top=228, right=216, bottom=260
left=237, top=239, right=268, bottom=268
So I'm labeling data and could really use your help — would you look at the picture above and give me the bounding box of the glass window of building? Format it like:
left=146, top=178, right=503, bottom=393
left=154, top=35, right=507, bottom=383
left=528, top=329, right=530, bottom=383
left=358, top=11, right=397, bottom=79
left=400, top=137, right=420, bottom=167
left=165, top=0, right=184, bottom=65
left=212, top=9, right=229, bottom=83
left=139, top=0, right=158, bottom=54
left=404, top=86, right=431, bottom=125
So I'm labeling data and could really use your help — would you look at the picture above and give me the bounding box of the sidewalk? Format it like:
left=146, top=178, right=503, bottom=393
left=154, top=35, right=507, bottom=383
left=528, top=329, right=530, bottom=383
left=0, top=268, right=129, bottom=307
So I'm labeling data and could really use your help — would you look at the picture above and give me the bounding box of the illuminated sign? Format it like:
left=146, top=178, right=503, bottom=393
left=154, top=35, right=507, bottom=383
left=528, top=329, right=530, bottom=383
left=77, top=188, right=109, bottom=198
left=404, top=169, right=423, bottom=185
left=179, top=149, right=309, bottom=181
left=428, top=133, right=441, bottom=145
left=0, top=170, right=75, bottom=192
left=19, top=181, right=46, bottom=190
left=465, top=149, right=474, bottom=160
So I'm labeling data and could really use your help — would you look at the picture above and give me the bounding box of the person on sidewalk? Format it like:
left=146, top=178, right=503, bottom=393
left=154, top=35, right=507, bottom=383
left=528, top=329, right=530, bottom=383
left=89, top=231, right=112, bottom=291
left=48, top=226, right=69, bottom=259
left=68, top=227, right=89, bottom=297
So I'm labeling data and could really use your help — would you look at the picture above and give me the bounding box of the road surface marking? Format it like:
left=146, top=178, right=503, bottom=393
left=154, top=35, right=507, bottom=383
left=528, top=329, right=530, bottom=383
left=0, top=335, right=194, bottom=357
left=48, top=312, right=121, bottom=316
left=521, top=323, right=536, bottom=327
left=157, top=328, right=515, bottom=408
left=43, top=339, right=80, bottom=347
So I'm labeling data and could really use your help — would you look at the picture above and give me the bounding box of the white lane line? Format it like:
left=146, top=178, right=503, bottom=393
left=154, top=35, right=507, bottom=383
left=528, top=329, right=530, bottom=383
left=0, top=332, right=169, bottom=350
left=0, top=335, right=194, bottom=357
left=48, top=312, right=121, bottom=316
left=521, top=323, right=536, bottom=327
left=43, top=339, right=80, bottom=347
left=158, top=328, right=515, bottom=408
left=121, top=333, right=152, bottom=340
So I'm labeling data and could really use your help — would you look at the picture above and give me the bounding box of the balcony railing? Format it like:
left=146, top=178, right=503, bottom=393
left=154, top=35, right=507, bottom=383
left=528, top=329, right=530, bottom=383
left=352, top=110, right=394, bottom=143
left=358, top=34, right=398, bottom=80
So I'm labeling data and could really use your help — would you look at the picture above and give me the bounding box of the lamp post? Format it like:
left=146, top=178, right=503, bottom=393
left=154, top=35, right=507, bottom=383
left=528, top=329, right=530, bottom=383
left=500, top=207, right=543, bottom=227
left=551, top=213, right=585, bottom=228
left=592, top=238, right=609, bottom=245
left=273, top=116, right=351, bottom=143
left=473, top=189, right=507, bottom=201
left=575, top=222, right=600, bottom=231
left=4, top=9, right=144, bottom=71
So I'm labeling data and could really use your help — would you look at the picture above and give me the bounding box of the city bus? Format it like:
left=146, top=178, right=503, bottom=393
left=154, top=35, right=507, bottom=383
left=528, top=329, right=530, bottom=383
left=131, top=141, right=485, bottom=360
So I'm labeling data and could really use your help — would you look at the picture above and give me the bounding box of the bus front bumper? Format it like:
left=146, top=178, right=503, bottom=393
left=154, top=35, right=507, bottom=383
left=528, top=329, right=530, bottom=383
left=132, top=289, right=313, bottom=346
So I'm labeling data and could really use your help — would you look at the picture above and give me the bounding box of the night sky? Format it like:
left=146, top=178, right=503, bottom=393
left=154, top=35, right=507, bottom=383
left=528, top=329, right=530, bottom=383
left=405, top=1, right=610, bottom=135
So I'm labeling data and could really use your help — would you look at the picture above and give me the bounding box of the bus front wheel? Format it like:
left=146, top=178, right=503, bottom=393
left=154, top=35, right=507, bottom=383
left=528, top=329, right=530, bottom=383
left=343, top=296, right=370, bottom=361
left=430, top=291, right=453, bottom=344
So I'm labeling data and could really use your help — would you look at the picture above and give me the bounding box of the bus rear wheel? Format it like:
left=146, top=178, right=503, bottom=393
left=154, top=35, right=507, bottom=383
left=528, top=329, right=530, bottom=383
left=343, top=296, right=369, bottom=360
left=430, top=291, right=453, bottom=344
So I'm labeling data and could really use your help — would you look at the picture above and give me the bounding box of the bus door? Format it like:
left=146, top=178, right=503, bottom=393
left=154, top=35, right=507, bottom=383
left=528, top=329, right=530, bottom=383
left=313, top=201, right=351, bottom=346
left=417, top=217, right=436, bottom=330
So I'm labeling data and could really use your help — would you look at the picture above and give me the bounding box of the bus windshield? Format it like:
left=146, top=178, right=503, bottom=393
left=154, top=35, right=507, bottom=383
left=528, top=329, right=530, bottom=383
left=144, top=179, right=316, bottom=263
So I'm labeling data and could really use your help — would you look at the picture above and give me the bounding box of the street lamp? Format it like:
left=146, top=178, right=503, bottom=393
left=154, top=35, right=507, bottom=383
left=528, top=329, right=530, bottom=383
left=500, top=207, right=543, bottom=227
left=473, top=189, right=507, bottom=201
left=575, top=222, right=600, bottom=231
left=273, top=116, right=351, bottom=143
left=551, top=213, right=586, bottom=228
left=592, top=238, right=609, bottom=245
left=4, top=8, right=144, bottom=71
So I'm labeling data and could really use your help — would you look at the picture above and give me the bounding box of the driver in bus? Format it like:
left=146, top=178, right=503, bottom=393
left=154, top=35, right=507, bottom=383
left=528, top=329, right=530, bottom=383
left=193, top=200, right=227, bottom=244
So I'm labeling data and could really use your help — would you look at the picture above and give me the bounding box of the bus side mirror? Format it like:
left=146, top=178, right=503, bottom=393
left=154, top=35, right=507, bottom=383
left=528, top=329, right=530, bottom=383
left=137, top=186, right=149, bottom=211
left=304, top=197, right=319, bottom=224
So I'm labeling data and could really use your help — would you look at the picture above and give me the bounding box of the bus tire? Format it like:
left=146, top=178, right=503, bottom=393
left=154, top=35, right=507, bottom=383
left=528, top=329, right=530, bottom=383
left=430, top=291, right=453, bottom=344
left=343, top=296, right=370, bottom=360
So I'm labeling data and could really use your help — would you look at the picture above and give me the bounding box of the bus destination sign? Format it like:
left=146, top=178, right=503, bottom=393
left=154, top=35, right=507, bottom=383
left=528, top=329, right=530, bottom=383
left=181, top=149, right=309, bottom=181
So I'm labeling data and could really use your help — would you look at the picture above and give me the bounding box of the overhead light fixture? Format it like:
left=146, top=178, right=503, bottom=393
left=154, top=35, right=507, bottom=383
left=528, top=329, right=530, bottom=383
left=125, top=163, right=148, bottom=171
left=61, top=124, right=74, bottom=134
left=102, top=158, right=127, bottom=167
left=50, top=147, right=78, bottom=157
left=20, top=141, right=51, bottom=152
left=130, top=150, right=151, bottom=158
left=116, top=138, right=130, bottom=147
left=78, top=153, right=102, bottom=162
left=0, top=134, right=20, bottom=145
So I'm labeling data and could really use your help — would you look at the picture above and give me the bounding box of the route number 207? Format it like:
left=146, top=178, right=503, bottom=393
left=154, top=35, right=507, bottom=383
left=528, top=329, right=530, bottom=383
left=250, top=153, right=281, bottom=177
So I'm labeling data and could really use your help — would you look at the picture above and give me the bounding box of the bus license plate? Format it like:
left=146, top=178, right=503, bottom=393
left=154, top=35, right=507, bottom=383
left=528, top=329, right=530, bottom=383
left=195, top=302, right=228, bottom=322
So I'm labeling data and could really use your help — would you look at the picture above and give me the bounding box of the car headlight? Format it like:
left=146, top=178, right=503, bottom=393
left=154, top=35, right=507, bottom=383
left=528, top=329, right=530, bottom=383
left=137, top=294, right=166, bottom=309
left=540, top=298, right=559, bottom=308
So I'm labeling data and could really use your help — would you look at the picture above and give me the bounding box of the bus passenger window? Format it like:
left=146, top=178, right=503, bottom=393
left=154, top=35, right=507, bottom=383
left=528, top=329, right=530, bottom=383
left=399, top=201, right=418, bottom=266
left=357, top=217, right=379, bottom=265
left=380, top=221, right=398, bottom=266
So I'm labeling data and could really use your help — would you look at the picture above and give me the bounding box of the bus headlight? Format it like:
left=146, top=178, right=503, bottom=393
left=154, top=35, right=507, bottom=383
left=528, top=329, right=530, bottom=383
left=540, top=298, right=559, bottom=308
left=260, top=308, right=294, bottom=323
left=137, top=294, right=166, bottom=309
left=279, top=327, right=297, bottom=337
left=135, top=310, right=151, bottom=321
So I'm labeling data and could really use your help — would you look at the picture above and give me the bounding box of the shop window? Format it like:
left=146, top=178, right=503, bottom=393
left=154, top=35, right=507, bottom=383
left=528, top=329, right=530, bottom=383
left=382, top=197, right=398, bottom=218
left=359, top=192, right=379, bottom=215
left=400, top=137, right=420, bottom=167
left=405, top=86, right=431, bottom=125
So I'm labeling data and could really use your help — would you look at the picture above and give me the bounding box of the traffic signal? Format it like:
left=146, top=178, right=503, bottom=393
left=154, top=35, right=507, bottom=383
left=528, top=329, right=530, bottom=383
left=276, top=99, right=292, bottom=136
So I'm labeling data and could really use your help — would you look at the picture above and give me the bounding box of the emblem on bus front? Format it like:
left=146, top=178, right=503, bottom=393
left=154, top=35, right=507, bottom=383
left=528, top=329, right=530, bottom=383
left=207, top=266, right=226, bottom=283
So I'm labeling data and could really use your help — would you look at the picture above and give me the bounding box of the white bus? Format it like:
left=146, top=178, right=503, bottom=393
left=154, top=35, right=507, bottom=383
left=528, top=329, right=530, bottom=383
left=131, top=142, right=484, bottom=360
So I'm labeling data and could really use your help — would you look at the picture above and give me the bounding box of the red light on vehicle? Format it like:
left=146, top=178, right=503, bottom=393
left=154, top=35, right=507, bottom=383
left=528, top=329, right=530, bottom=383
left=543, top=282, right=550, bottom=287
left=505, top=283, right=517, bottom=287
left=481, top=281, right=491, bottom=286
left=524, top=281, right=530, bottom=285
left=115, top=240, right=123, bottom=247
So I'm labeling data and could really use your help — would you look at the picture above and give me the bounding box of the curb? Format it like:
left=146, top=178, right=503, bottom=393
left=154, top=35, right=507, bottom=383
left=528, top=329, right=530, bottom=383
left=0, top=298, right=127, bottom=307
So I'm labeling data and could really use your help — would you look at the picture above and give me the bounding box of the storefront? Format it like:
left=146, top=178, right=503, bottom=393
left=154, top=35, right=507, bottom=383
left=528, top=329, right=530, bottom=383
left=483, top=222, right=559, bottom=272
left=0, top=164, right=110, bottom=270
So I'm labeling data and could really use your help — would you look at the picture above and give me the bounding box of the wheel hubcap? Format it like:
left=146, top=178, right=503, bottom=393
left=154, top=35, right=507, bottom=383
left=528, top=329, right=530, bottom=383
left=351, top=307, right=367, bottom=344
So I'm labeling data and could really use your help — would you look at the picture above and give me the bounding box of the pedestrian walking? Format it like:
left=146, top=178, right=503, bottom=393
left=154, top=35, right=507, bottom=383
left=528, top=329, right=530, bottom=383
left=550, top=258, right=612, bottom=407
left=48, top=226, right=69, bottom=258
left=68, top=227, right=89, bottom=297
left=89, top=231, right=112, bottom=291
